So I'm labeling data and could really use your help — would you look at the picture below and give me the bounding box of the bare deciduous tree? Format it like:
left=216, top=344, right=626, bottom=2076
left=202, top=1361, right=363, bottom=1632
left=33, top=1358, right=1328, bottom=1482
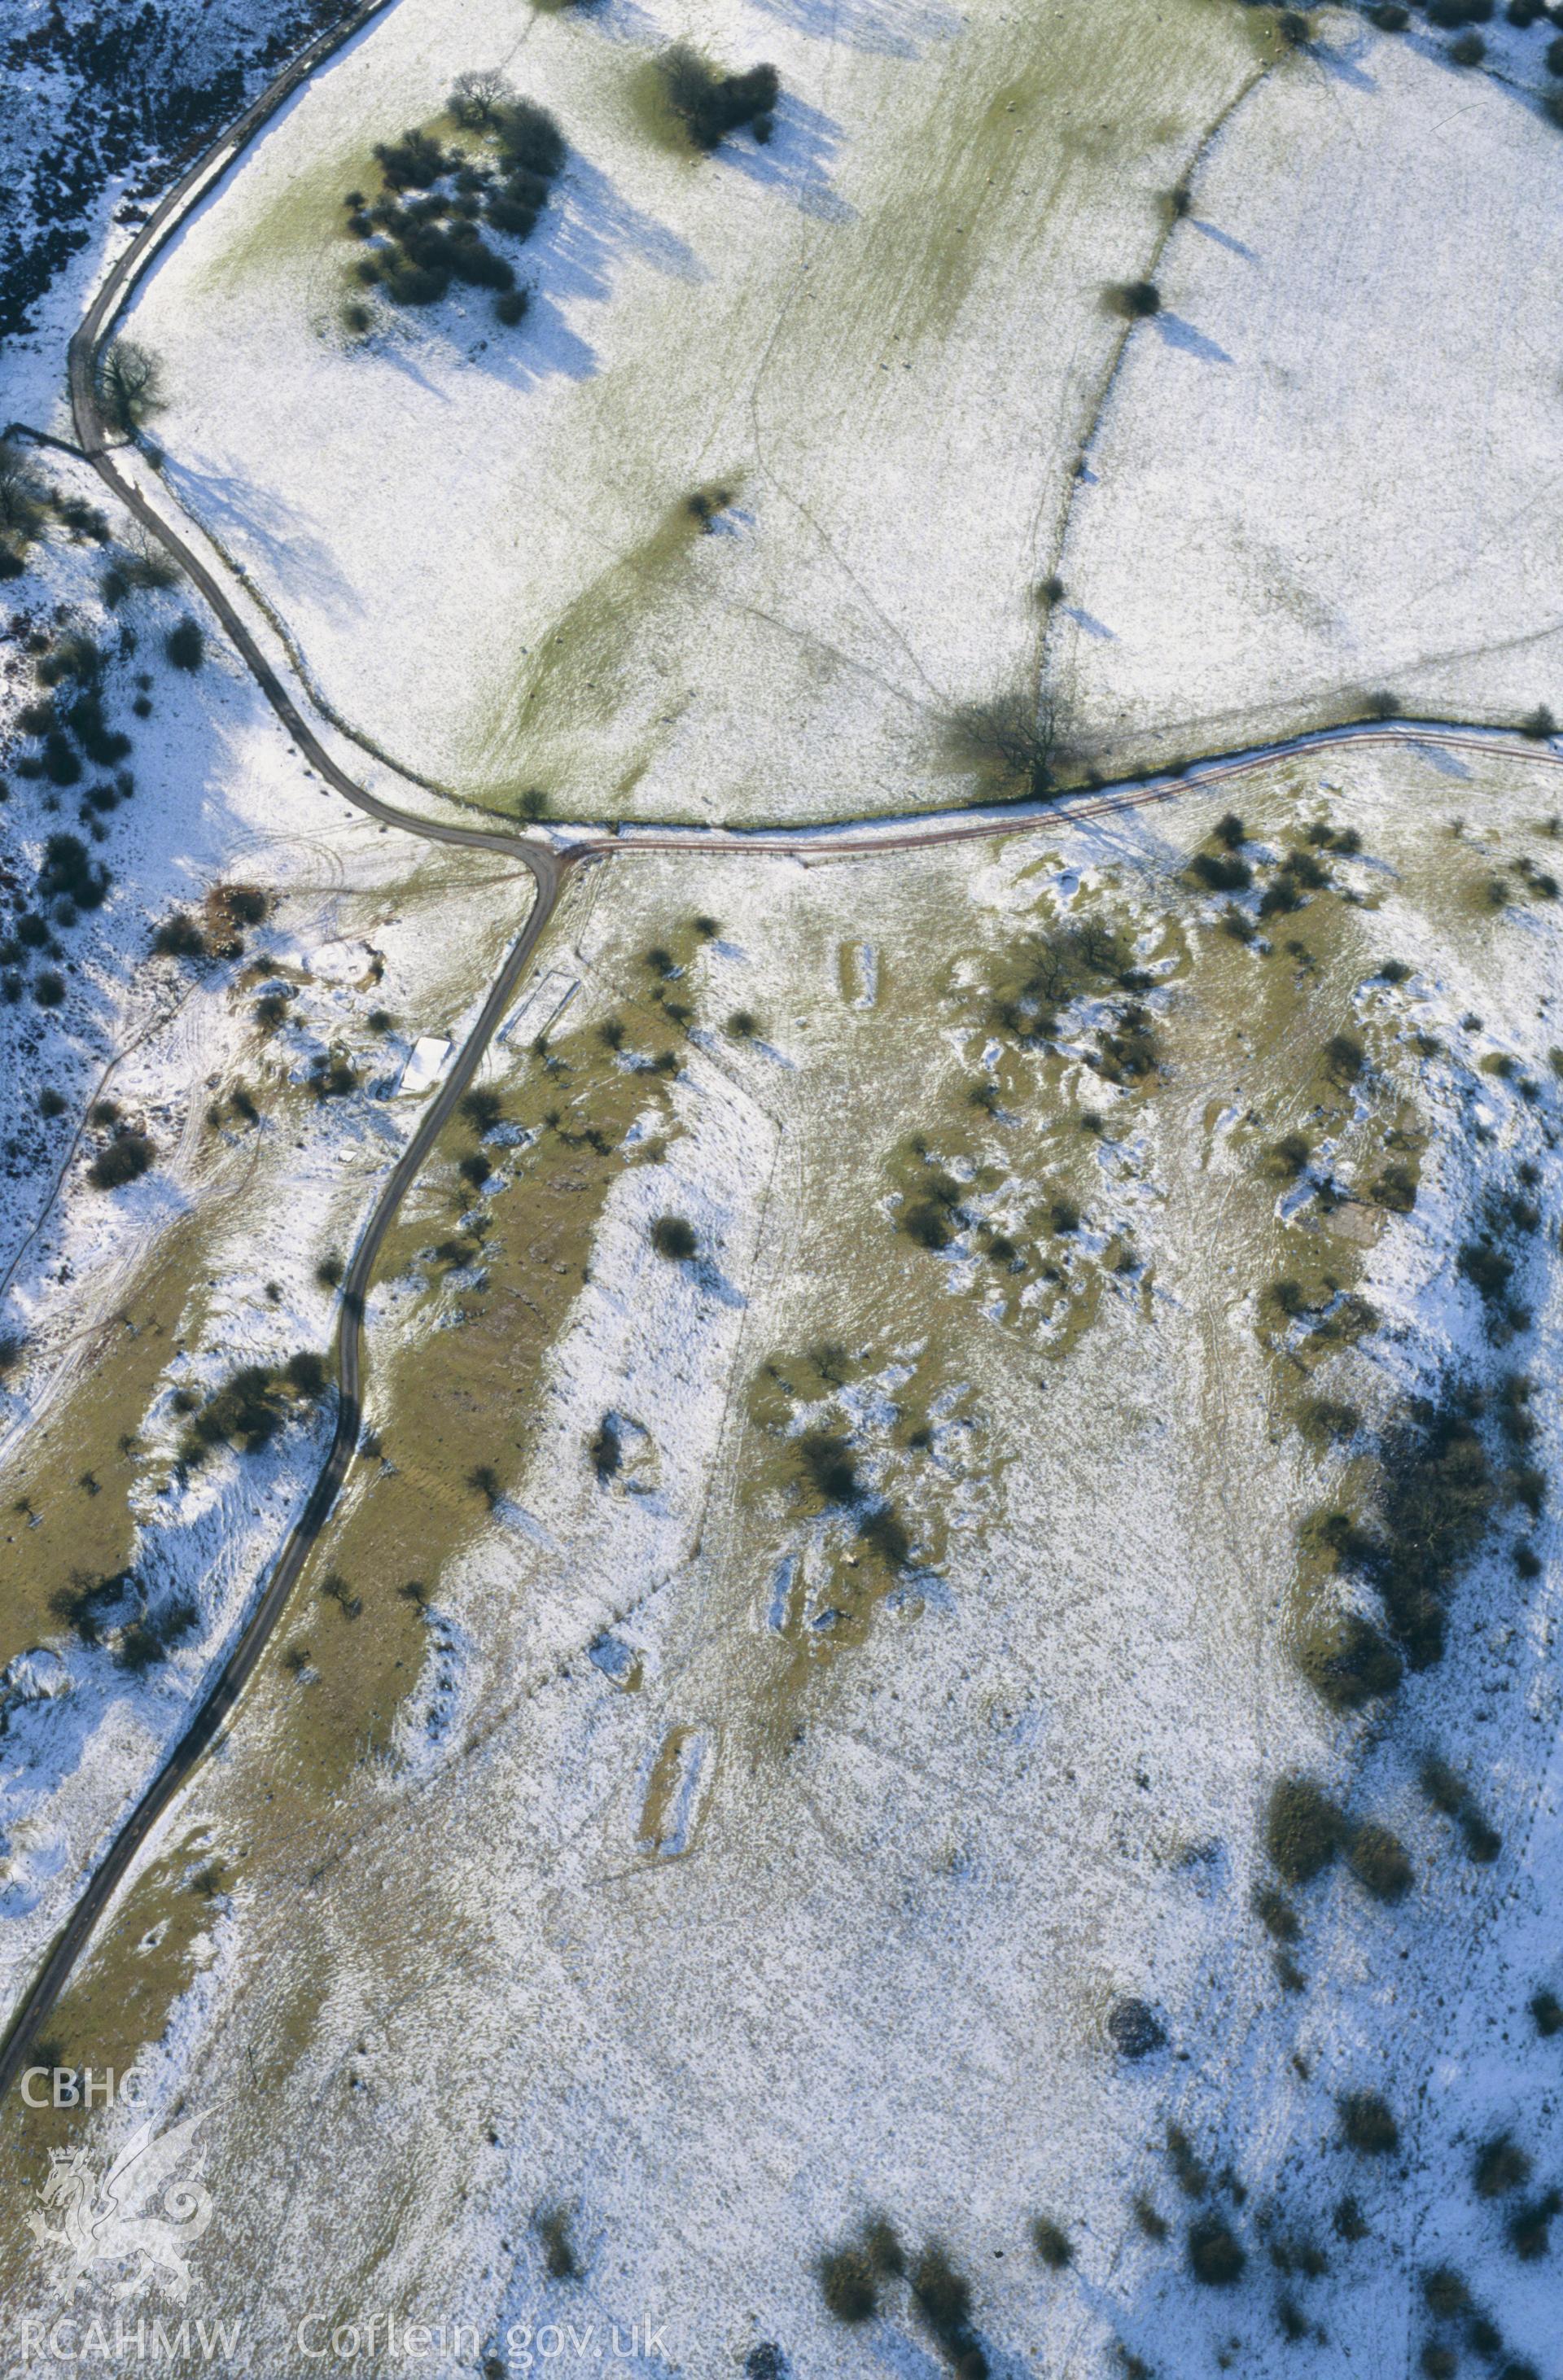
left=448, top=68, right=514, bottom=128
left=946, top=689, right=1057, bottom=798
left=98, top=339, right=164, bottom=438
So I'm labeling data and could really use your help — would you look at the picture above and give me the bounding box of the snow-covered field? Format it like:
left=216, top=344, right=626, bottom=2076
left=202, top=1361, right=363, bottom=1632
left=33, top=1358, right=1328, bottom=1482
left=120, top=0, right=1265, bottom=823
left=1052, top=14, right=1563, bottom=775
left=6, top=744, right=1561, bottom=2376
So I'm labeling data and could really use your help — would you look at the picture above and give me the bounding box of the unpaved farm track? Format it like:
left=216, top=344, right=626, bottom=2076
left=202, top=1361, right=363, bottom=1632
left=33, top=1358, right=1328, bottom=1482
left=6, top=0, right=1563, bottom=2106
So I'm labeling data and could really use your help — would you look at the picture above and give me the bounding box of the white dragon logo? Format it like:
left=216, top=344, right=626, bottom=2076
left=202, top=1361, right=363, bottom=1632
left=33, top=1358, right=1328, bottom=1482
left=26, top=2113, right=213, bottom=2302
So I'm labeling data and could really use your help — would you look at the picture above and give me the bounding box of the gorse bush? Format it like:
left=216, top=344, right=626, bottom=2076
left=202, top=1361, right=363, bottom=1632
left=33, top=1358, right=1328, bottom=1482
left=659, top=43, right=780, bottom=149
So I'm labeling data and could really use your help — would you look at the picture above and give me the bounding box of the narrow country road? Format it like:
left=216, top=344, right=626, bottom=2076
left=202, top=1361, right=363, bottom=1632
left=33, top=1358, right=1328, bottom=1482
left=5, top=0, right=1563, bottom=2108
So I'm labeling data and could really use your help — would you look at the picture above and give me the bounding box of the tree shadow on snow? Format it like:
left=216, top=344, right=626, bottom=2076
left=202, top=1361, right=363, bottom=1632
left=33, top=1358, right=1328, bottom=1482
left=716, top=93, right=855, bottom=223
left=748, top=0, right=961, bottom=59
left=161, top=449, right=368, bottom=623
left=380, top=152, right=707, bottom=396
left=1152, top=312, right=1232, bottom=366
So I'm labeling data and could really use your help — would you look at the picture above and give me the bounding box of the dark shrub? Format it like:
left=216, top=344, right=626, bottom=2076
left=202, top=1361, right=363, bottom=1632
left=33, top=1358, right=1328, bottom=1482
left=1449, top=28, right=1486, bottom=57
left=1339, top=2092, right=1399, bottom=2155
left=1267, top=1776, right=1346, bottom=1883
left=1530, top=1988, right=1563, bottom=2036
left=1346, top=1822, right=1413, bottom=1903
left=1508, top=2190, right=1561, bottom=2260
left=1031, top=2217, right=1071, bottom=2268
left=386, top=259, right=449, bottom=306
left=39, top=831, right=109, bottom=911
left=33, top=970, right=65, bottom=1008
left=374, top=128, right=449, bottom=189
left=1112, top=280, right=1162, bottom=318
left=660, top=43, right=782, bottom=150
left=165, top=618, right=205, bottom=672
left=1108, top=1997, right=1167, bottom=2058
left=495, top=97, right=567, bottom=178
left=536, top=2203, right=581, bottom=2281
left=1188, top=2216, right=1245, bottom=2286
left=1461, top=1809, right=1502, bottom=1863
left=1374, top=1398, right=1495, bottom=1665
left=1521, top=704, right=1557, bottom=738
left=459, top=1151, right=492, bottom=1190
left=87, top=1130, right=154, bottom=1189
left=1193, top=850, right=1251, bottom=891
left=50, top=1569, right=135, bottom=1644
left=589, top=1415, right=621, bottom=1481
left=467, top=1463, right=501, bottom=1506
left=279, top=1350, right=327, bottom=1400
left=910, top=2245, right=983, bottom=2369
left=1298, top=1398, right=1359, bottom=1448
left=311, top=1056, right=358, bottom=1100
left=860, top=2218, right=905, bottom=2279
left=1268, top=1131, right=1311, bottom=1179
left=1421, top=2266, right=1470, bottom=2319
left=43, top=732, right=82, bottom=786
left=1371, top=1160, right=1416, bottom=1212
left=38, top=1087, right=66, bottom=1118
left=496, top=288, right=530, bottom=327
left=1303, top=1613, right=1402, bottom=1710
left=1254, top=1887, right=1299, bottom=1941
left=651, top=1215, right=697, bottom=1260
left=1419, top=1754, right=1466, bottom=1817
left=1549, top=28, right=1563, bottom=64
left=1166, top=2124, right=1208, bottom=2199
left=462, top=1087, right=503, bottom=1131
left=903, top=1200, right=954, bottom=1250
left=819, top=2247, right=878, bottom=2324
left=1474, top=2134, right=1533, bottom=2198
left=316, top=1254, right=344, bottom=1288
left=1457, top=1238, right=1513, bottom=1306
left=449, top=235, right=514, bottom=290
left=1324, top=1031, right=1364, bottom=1087
left=153, top=912, right=208, bottom=958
